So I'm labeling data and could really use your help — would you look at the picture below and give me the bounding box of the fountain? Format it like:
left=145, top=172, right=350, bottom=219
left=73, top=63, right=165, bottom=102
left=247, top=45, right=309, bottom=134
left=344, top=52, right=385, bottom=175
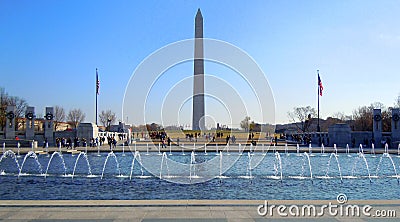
left=2, top=146, right=400, bottom=200
left=2, top=142, right=5, bottom=153
left=398, top=143, right=400, bottom=156
left=127, top=144, right=131, bottom=154
left=122, top=143, right=125, bottom=156
left=189, top=151, right=197, bottom=181
left=308, top=144, right=314, bottom=156
left=72, top=152, right=93, bottom=179
left=218, top=151, right=223, bottom=182
left=244, top=152, right=253, bottom=179
left=301, top=152, right=313, bottom=181
left=273, top=152, right=282, bottom=180
left=204, top=143, right=207, bottom=155
left=19, top=151, right=43, bottom=177
left=101, top=151, right=122, bottom=179
left=97, top=143, right=101, bottom=156
left=324, top=153, right=343, bottom=182
left=333, top=144, right=338, bottom=155
left=216, top=143, right=219, bottom=155
left=284, top=143, right=288, bottom=155
left=350, top=152, right=371, bottom=182
left=160, top=152, right=170, bottom=179
left=320, top=143, right=325, bottom=155
left=0, top=150, right=21, bottom=174
left=146, top=143, right=150, bottom=155
left=45, top=152, right=67, bottom=178
left=169, top=144, right=172, bottom=156
left=384, top=143, right=389, bottom=154
left=346, top=144, right=351, bottom=157
left=17, top=142, right=21, bottom=157
left=371, top=143, right=376, bottom=156
left=261, top=144, right=267, bottom=156
left=296, top=143, right=300, bottom=155
left=375, top=153, right=399, bottom=183
left=130, top=151, right=144, bottom=180
left=359, top=144, right=364, bottom=154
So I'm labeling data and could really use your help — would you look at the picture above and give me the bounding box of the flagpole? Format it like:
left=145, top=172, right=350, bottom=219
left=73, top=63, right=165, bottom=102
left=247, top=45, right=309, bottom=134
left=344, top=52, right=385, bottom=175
left=96, top=68, right=98, bottom=126
left=317, top=70, right=320, bottom=145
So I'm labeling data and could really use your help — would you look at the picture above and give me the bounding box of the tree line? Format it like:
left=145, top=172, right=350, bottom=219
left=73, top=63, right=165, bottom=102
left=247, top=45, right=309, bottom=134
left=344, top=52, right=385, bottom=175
left=51, top=107, right=117, bottom=130
left=287, top=94, right=400, bottom=133
left=1, top=87, right=118, bottom=131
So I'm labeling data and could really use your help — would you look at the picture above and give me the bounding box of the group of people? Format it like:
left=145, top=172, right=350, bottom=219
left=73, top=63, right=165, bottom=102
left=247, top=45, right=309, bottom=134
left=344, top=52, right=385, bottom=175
left=185, top=133, right=201, bottom=142
left=54, top=136, right=119, bottom=149
left=184, top=132, right=234, bottom=143
left=106, top=135, right=117, bottom=150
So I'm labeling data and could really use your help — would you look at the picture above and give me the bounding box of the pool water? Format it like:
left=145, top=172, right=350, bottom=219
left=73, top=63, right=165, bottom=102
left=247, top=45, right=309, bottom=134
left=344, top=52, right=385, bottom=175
left=0, top=151, right=399, bottom=200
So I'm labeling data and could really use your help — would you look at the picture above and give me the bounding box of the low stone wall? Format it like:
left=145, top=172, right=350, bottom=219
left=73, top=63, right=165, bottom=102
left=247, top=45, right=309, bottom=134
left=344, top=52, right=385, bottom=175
left=351, top=131, right=373, bottom=148
left=328, top=124, right=351, bottom=147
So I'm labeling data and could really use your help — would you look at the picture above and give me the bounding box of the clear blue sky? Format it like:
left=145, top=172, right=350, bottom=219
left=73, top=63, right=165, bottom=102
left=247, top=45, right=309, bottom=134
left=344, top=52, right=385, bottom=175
left=1, top=0, right=400, bottom=127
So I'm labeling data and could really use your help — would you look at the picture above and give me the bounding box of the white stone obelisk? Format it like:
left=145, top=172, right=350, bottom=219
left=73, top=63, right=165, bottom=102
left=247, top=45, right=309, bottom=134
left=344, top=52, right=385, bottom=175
left=192, top=8, right=205, bottom=131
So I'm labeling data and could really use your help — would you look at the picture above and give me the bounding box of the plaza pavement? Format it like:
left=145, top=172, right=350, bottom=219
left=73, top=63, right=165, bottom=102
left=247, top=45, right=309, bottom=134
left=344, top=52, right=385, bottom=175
left=0, top=200, right=399, bottom=221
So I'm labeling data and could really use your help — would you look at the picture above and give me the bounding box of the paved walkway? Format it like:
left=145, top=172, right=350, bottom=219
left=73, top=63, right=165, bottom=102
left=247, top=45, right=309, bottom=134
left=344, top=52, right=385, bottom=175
left=1, top=200, right=399, bottom=221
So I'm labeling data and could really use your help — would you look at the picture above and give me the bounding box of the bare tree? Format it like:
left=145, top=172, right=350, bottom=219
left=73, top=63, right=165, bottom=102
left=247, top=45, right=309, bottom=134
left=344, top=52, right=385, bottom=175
left=0, top=87, right=8, bottom=130
left=371, top=102, right=385, bottom=110
left=352, top=106, right=372, bottom=131
left=287, top=106, right=316, bottom=133
left=1, top=88, right=29, bottom=131
left=146, top=123, right=161, bottom=131
left=240, top=116, right=251, bottom=132
left=67, top=108, right=86, bottom=129
left=332, top=112, right=346, bottom=121
left=7, top=96, right=28, bottom=130
left=99, top=109, right=117, bottom=129
left=54, top=105, right=66, bottom=131
left=352, top=102, right=391, bottom=132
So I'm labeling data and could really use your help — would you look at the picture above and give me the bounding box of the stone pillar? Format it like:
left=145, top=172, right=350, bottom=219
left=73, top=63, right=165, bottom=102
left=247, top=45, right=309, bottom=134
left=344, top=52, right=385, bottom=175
left=391, top=108, right=400, bottom=146
left=77, top=123, right=99, bottom=145
left=25, top=106, right=35, bottom=140
left=44, top=107, right=54, bottom=145
left=373, top=109, right=382, bottom=148
left=5, top=105, right=16, bottom=139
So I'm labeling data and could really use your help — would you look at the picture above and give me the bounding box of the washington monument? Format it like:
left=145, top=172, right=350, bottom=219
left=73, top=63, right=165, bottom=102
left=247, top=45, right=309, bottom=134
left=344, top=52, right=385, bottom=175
left=192, top=8, right=205, bottom=131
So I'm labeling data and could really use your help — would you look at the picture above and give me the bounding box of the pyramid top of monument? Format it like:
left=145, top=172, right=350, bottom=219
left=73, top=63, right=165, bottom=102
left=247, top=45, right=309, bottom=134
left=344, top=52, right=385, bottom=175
left=196, top=8, right=203, bottom=19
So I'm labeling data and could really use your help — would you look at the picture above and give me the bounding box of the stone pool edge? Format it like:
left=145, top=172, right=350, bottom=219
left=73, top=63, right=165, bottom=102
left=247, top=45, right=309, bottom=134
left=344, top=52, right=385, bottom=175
left=2, top=199, right=400, bottom=207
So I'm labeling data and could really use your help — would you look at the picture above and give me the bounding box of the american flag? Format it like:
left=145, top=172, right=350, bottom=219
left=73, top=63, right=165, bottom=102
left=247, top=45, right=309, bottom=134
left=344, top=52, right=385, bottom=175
left=96, top=68, right=100, bottom=95
left=318, top=74, right=323, bottom=96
